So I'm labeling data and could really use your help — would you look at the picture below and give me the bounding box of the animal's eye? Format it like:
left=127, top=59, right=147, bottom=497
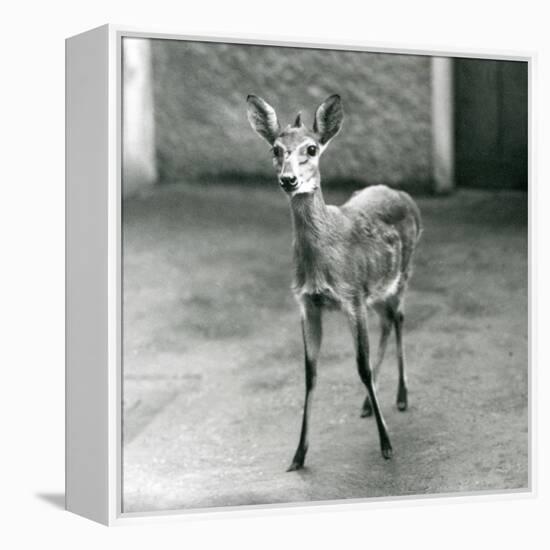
left=307, top=145, right=317, bottom=157
left=272, top=146, right=281, bottom=158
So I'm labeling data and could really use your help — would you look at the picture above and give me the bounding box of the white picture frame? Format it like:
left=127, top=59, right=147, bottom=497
left=66, top=24, right=533, bottom=525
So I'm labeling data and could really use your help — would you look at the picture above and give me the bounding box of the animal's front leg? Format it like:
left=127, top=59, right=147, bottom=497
left=348, top=300, right=393, bottom=459
left=287, top=298, right=322, bottom=471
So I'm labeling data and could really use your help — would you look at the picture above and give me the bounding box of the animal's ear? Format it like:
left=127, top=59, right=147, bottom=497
left=313, top=94, right=343, bottom=146
left=246, top=95, right=280, bottom=145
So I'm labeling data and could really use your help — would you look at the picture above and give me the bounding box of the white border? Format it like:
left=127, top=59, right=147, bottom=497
left=66, top=25, right=111, bottom=525
left=109, top=24, right=122, bottom=525
left=69, top=24, right=534, bottom=525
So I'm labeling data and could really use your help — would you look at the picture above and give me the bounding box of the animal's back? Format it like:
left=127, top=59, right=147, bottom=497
left=343, top=185, right=422, bottom=239
left=342, top=184, right=422, bottom=285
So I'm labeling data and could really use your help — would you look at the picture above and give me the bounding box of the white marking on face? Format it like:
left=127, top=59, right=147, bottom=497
left=290, top=177, right=318, bottom=196
left=274, top=136, right=322, bottom=195
left=297, top=138, right=316, bottom=150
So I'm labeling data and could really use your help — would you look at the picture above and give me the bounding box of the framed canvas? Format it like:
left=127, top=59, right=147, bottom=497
left=66, top=25, right=532, bottom=525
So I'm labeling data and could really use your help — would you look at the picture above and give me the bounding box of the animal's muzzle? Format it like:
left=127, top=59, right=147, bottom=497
left=279, top=175, right=298, bottom=191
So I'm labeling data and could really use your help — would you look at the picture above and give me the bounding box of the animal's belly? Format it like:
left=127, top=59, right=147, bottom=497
left=306, top=291, right=341, bottom=310
left=293, top=281, right=342, bottom=310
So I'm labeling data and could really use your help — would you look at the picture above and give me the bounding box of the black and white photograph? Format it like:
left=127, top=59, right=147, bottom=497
left=120, top=37, right=528, bottom=513
left=8, top=0, right=550, bottom=545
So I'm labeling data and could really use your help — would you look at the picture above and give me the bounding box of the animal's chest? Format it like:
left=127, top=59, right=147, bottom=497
left=292, top=248, right=344, bottom=309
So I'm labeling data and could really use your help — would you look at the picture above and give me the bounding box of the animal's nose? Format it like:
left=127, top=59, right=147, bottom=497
left=280, top=175, right=297, bottom=189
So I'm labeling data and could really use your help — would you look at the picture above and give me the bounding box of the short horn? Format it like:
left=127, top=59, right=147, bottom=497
left=293, top=112, right=303, bottom=127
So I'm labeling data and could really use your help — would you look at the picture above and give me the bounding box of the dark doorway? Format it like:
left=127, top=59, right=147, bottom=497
left=454, top=59, right=528, bottom=190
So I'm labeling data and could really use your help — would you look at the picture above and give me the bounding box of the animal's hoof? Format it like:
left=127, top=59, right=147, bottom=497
left=382, top=445, right=393, bottom=460
left=397, top=386, right=408, bottom=411
left=286, top=461, right=304, bottom=472
left=287, top=448, right=306, bottom=471
left=361, top=397, right=373, bottom=418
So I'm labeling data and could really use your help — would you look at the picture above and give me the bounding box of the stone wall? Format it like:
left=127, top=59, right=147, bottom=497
left=150, top=39, right=432, bottom=189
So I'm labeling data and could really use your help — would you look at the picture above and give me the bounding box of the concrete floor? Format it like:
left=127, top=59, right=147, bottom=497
left=121, top=183, right=528, bottom=513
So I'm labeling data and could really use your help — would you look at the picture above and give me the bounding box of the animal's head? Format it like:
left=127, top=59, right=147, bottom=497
left=246, top=94, right=343, bottom=196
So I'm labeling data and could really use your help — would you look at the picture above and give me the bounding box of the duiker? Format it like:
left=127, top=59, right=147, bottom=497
left=247, top=94, right=422, bottom=471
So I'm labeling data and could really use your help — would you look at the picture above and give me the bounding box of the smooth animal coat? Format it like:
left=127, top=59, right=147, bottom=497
left=246, top=93, right=422, bottom=471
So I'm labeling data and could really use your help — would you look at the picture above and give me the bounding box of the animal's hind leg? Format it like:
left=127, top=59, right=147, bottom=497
left=394, top=309, right=408, bottom=411
left=348, top=299, right=392, bottom=459
left=361, top=305, right=393, bottom=418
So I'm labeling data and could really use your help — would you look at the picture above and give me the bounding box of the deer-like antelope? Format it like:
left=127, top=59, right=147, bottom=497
left=246, top=94, right=422, bottom=471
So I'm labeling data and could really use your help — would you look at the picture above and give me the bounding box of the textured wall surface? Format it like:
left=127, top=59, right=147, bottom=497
left=151, top=39, right=432, bottom=188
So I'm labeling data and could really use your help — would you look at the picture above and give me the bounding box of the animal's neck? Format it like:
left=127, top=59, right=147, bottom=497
left=290, top=186, right=329, bottom=252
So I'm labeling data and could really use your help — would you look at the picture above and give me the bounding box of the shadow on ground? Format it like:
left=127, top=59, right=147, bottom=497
left=36, top=493, right=65, bottom=510
left=122, top=182, right=528, bottom=513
